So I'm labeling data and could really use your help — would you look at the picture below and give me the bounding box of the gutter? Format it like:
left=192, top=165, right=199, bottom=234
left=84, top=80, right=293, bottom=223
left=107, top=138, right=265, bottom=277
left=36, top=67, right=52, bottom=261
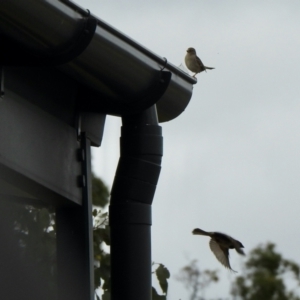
left=0, top=0, right=196, bottom=122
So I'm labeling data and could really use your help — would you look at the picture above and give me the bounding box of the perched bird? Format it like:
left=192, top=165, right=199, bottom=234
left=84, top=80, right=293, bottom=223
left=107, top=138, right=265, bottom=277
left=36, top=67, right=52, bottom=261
left=192, top=228, right=245, bottom=272
left=185, top=47, right=214, bottom=77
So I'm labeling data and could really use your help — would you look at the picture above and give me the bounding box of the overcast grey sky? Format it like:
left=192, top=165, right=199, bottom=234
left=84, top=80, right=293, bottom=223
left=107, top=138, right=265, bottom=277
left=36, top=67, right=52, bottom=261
left=75, top=1, right=300, bottom=298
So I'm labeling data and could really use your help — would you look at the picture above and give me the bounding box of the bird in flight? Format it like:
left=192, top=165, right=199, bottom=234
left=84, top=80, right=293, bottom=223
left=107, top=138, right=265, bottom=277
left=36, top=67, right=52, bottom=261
left=192, top=228, right=245, bottom=272
left=185, top=47, right=214, bottom=77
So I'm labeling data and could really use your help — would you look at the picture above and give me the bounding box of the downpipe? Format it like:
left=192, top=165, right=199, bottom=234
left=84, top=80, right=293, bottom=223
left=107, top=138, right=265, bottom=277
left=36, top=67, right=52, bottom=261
left=109, top=105, right=163, bottom=300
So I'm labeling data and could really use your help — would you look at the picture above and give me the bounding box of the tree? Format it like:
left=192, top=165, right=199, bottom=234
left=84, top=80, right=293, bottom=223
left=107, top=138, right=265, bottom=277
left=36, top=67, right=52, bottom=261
left=231, top=242, right=300, bottom=300
left=0, top=198, right=57, bottom=300
left=176, top=259, right=219, bottom=300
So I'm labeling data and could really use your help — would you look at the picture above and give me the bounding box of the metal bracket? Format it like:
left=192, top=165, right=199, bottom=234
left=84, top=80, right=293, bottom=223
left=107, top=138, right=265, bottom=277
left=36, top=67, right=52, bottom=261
left=127, top=70, right=171, bottom=113
left=75, top=111, right=106, bottom=147
left=160, top=57, right=168, bottom=71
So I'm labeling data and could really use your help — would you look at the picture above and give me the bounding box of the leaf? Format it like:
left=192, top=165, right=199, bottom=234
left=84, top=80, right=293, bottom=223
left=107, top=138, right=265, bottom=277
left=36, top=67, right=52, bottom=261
left=102, top=226, right=110, bottom=245
left=97, top=253, right=111, bottom=291
left=93, top=209, right=98, bottom=217
left=152, top=287, right=167, bottom=300
left=94, top=267, right=102, bottom=288
left=155, top=264, right=170, bottom=295
left=102, top=290, right=111, bottom=300
left=93, top=227, right=110, bottom=246
left=100, top=212, right=108, bottom=218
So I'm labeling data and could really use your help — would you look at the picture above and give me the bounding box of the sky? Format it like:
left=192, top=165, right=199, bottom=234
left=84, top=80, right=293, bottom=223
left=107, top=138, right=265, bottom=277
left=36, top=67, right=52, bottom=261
left=74, top=1, right=300, bottom=298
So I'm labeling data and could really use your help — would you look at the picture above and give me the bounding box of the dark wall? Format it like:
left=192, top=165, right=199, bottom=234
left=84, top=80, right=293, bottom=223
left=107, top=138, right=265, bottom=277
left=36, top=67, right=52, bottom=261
left=0, top=67, right=82, bottom=206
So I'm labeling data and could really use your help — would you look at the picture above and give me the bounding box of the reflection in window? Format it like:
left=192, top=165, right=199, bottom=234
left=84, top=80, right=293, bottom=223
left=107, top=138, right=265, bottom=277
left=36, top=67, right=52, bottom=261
left=0, top=192, right=57, bottom=300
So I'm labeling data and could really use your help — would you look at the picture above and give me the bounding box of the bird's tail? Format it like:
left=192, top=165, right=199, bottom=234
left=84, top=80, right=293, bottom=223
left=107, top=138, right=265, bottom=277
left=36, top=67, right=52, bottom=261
left=205, top=66, right=215, bottom=70
left=192, top=228, right=211, bottom=236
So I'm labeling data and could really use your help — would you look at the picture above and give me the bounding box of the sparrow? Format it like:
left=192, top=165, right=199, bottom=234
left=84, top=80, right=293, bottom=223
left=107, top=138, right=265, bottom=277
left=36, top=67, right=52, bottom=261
left=192, top=228, right=245, bottom=272
left=185, top=47, right=214, bottom=77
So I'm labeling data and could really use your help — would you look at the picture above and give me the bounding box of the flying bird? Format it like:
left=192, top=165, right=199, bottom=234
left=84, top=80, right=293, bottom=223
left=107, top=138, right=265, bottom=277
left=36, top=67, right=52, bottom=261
left=185, top=47, right=214, bottom=77
left=192, top=228, right=245, bottom=272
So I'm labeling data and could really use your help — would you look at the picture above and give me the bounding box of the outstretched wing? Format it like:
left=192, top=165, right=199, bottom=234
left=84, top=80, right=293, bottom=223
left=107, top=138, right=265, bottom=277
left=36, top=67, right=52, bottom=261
left=209, top=239, right=236, bottom=272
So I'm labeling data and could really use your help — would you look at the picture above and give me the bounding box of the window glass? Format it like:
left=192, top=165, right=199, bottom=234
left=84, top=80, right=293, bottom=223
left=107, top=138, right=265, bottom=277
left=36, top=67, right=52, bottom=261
left=0, top=179, right=57, bottom=300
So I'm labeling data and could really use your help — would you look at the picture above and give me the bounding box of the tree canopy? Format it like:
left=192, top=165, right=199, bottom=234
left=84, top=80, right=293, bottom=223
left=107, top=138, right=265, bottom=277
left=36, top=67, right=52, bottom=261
left=231, top=242, right=300, bottom=300
left=176, top=259, right=219, bottom=300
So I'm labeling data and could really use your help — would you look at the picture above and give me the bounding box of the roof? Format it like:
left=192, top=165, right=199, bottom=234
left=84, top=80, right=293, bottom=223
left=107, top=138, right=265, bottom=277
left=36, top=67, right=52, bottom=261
left=0, top=0, right=196, bottom=122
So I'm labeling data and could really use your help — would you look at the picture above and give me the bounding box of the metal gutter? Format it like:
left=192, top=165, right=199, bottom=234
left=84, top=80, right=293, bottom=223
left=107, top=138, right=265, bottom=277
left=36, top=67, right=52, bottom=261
left=0, top=0, right=196, bottom=122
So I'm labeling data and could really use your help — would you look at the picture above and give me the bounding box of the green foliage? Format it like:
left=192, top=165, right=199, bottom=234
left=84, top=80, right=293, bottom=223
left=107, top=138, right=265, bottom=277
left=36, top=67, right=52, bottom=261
left=91, top=176, right=111, bottom=299
left=152, top=287, right=167, bottom=300
left=152, top=263, right=171, bottom=299
left=4, top=201, right=57, bottom=299
left=155, top=263, right=171, bottom=294
left=9, top=173, right=111, bottom=300
left=231, top=242, right=300, bottom=300
left=176, top=259, right=219, bottom=300
left=92, top=174, right=110, bottom=207
left=152, top=263, right=171, bottom=298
